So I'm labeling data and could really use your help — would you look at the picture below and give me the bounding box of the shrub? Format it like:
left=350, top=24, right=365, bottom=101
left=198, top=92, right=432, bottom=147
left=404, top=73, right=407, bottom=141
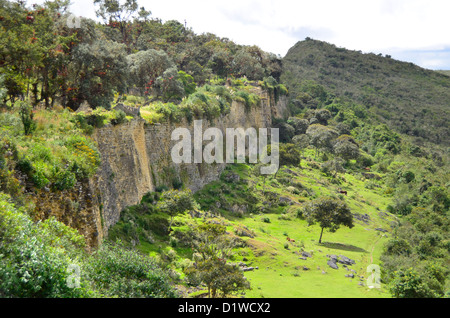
left=111, top=109, right=127, bottom=125
left=15, top=101, right=36, bottom=136
left=155, top=185, right=169, bottom=193
left=31, top=163, right=50, bottom=189
left=53, top=169, right=77, bottom=191
left=15, top=158, right=33, bottom=176
left=86, top=241, right=176, bottom=298
left=154, top=102, right=184, bottom=123
left=71, top=114, right=94, bottom=135
left=0, top=194, right=90, bottom=297
left=233, top=90, right=260, bottom=111
left=178, top=70, right=197, bottom=96
left=384, top=238, right=412, bottom=256
left=389, top=268, right=440, bottom=298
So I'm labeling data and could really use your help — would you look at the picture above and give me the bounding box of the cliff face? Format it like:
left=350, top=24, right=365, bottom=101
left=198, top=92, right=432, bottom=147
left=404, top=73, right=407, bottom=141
left=32, top=178, right=103, bottom=249
left=90, top=87, right=288, bottom=241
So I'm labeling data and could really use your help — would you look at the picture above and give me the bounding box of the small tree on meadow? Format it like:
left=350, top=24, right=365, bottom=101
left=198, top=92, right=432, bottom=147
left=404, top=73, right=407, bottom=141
left=303, top=197, right=354, bottom=243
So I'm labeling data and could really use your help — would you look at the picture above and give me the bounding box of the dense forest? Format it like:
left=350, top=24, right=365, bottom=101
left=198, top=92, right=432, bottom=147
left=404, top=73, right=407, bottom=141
left=0, top=0, right=448, bottom=299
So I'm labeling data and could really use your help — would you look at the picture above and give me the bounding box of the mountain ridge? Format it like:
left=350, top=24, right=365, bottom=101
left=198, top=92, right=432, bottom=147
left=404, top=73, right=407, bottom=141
left=281, top=38, right=450, bottom=147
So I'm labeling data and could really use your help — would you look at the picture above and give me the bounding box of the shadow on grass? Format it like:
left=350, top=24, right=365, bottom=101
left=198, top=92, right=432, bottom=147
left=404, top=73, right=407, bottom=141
left=318, top=242, right=368, bottom=253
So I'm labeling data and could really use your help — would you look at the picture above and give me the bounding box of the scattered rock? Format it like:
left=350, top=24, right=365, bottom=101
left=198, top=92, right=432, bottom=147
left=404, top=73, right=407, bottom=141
left=283, top=168, right=299, bottom=176
left=231, top=204, right=248, bottom=215
left=375, top=228, right=388, bottom=233
left=327, top=254, right=338, bottom=262
left=338, top=255, right=356, bottom=266
left=327, top=260, right=339, bottom=270
left=299, top=257, right=308, bottom=260
left=301, top=251, right=312, bottom=258
left=279, top=196, right=294, bottom=206
left=235, top=226, right=255, bottom=238
left=303, top=266, right=310, bottom=271
left=353, top=213, right=371, bottom=224
left=75, top=101, right=93, bottom=113
left=114, top=103, right=141, bottom=117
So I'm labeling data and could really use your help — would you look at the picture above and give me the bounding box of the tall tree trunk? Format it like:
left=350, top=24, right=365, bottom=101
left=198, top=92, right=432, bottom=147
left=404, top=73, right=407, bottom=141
left=319, top=227, right=324, bottom=243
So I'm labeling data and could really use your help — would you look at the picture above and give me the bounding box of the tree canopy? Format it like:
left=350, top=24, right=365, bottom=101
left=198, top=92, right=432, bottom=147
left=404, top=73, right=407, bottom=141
left=303, top=197, right=354, bottom=243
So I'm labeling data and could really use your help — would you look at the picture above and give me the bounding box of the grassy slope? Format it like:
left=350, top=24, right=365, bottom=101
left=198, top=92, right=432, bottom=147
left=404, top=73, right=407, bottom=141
left=107, top=145, right=397, bottom=297
left=190, top=151, right=398, bottom=298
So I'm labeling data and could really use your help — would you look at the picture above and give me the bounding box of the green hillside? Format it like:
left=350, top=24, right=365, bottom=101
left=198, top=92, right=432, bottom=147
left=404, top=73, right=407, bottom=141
left=281, top=39, right=450, bottom=147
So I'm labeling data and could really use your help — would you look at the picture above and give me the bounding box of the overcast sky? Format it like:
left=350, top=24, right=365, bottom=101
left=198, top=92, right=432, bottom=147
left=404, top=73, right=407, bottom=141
left=30, top=0, right=450, bottom=70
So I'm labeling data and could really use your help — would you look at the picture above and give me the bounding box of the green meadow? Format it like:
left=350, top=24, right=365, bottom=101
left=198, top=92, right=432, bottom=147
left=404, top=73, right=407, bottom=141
left=195, top=161, right=395, bottom=298
left=110, top=150, right=401, bottom=298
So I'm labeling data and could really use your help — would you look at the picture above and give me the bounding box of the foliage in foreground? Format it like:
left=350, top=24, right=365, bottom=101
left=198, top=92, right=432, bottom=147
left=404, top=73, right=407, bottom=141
left=0, top=193, right=176, bottom=298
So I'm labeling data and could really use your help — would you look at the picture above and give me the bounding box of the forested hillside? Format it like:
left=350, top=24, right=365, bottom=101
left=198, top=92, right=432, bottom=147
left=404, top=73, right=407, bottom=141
left=282, top=38, right=450, bottom=147
left=0, top=0, right=281, bottom=110
left=277, top=38, right=450, bottom=298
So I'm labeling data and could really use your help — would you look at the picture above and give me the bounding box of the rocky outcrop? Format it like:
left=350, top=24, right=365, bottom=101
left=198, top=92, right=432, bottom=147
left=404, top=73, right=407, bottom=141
left=326, top=254, right=356, bottom=270
left=32, top=179, right=103, bottom=249
left=91, top=119, right=153, bottom=235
